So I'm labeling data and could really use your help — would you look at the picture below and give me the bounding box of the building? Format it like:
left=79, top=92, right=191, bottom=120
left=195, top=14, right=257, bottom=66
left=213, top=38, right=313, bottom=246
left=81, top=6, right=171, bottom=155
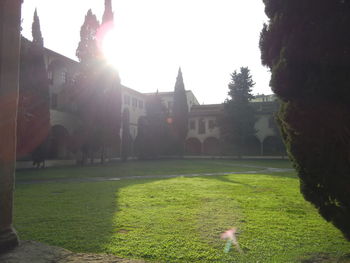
left=144, top=90, right=200, bottom=114
left=121, top=86, right=146, bottom=140
left=186, top=104, right=222, bottom=155
left=21, top=38, right=283, bottom=159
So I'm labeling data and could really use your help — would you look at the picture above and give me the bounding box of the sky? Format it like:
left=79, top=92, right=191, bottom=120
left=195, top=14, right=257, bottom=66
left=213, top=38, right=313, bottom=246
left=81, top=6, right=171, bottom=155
left=21, top=0, right=272, bottom=104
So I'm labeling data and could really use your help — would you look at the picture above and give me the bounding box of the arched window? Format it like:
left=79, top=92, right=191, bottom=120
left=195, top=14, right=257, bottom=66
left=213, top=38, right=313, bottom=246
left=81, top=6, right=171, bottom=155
left=198, top=119, right=206, bottom=134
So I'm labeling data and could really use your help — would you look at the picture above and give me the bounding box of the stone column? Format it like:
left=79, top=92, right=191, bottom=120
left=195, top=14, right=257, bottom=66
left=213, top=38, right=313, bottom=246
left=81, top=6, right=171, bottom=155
left=0, top=0, right=22, bottom=254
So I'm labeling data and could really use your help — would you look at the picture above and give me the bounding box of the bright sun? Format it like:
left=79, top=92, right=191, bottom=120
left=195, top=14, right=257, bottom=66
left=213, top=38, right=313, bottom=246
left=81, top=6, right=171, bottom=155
left=102, top=29, right=120, bottom=69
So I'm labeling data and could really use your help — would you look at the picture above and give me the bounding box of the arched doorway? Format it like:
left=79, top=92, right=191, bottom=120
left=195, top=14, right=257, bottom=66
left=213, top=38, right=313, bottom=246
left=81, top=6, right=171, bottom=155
left=203, top=137, right=220, bottom=155
left=185, top=138, right=202, bottom=155
left=48, top=125, right=70, bottom=159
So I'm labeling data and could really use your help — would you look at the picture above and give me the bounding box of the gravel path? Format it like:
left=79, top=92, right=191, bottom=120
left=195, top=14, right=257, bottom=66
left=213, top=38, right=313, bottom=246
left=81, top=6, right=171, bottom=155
left=16, top=167, right=295, bottom=185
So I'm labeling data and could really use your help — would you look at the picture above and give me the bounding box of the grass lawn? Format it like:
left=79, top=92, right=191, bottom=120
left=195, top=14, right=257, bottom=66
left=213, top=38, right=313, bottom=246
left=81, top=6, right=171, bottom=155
left=15, top=159, right=291, bottom=181
left=14, top=160, right=350, bottom=262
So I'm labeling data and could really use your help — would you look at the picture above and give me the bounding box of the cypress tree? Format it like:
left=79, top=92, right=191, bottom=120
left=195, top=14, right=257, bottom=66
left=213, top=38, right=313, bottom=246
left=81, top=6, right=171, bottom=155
left=99, top=0, right=122, bottom=164
left=75, top=7, right=121, bottom=165
left=146, top=91, right=169, bottom=157
left=76, top=9, right=100, bottom=67
left=102, top=0, right=114, bottom=25
left=75, top=9, right=101, bottom=164
left=220, top=67, right=255, bottom=157
left=260, top=0, right=350, bottom=239
left=17, top=10, right=50, bottom=166
left=134, top=92, right=168, bottom=159
left=172, top=68, right=188, bottom=155
left=134, top=116, right=150, bottom=160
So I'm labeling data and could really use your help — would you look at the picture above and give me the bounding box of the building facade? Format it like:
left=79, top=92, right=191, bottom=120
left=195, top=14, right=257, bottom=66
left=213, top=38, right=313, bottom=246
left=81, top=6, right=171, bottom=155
left=23, top=40, right=283, bottom=159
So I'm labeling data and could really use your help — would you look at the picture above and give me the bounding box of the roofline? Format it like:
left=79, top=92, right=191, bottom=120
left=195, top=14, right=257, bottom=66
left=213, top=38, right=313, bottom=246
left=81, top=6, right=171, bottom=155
left=122, top=85, right=146, bottom=97
left=143, top=90, right=194, bottom=95
left=21, top=36, right=79, bottom=65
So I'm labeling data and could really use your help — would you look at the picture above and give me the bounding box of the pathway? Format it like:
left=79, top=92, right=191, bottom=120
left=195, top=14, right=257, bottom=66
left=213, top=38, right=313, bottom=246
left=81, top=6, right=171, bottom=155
left=16, top=166, right=295, bottom=185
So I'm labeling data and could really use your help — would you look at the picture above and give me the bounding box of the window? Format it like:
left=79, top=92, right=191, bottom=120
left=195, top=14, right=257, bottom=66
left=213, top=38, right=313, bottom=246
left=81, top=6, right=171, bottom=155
left=139, top=100, right=144, bottom=109
left=209, top=120, right=215, bottom=129
left=48, top=71, right=53, bottom=84
left=167, top=101, right=173, bottom=110
left=132, top=98, right=138, bottom=107
left=61, top=71, right=68, bottom=83
left=198, top=119, right=206, bottom=134
left=268, top=116, right=276, bottom=129
left=124, top=95, right=130, bottom=105
left=189, top=120, right=196, bottom=130
left=51, top=93, right=58, bottom=109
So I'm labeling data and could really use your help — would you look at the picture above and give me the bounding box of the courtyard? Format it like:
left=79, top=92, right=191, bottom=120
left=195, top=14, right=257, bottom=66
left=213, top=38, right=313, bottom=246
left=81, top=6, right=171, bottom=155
left=13, top=159, right=350, bottom=262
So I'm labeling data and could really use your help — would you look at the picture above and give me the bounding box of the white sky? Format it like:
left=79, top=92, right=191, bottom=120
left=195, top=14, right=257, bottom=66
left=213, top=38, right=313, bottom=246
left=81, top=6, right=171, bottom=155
left=21, top=0, right=272, bottom=104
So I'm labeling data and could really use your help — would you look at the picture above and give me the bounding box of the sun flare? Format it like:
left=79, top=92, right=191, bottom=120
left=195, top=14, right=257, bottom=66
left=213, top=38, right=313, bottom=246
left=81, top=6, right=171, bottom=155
left=102, top=29, right=120, bottom=69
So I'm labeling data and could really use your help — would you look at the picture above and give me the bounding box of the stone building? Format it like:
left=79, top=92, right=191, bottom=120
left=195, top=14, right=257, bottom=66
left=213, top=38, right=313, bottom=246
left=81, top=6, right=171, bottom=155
left=186, top=104, right=222, bottom=155
left=20, top=38, right=283, bottom=159
left=121, top=85, right=146, bottom=141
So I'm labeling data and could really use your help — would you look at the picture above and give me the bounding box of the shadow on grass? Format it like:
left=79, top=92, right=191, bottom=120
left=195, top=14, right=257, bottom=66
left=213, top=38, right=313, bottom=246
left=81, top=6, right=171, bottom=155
left=13, top=177, right=162, bottom=255
left=204, top=174, right=256, bottom=188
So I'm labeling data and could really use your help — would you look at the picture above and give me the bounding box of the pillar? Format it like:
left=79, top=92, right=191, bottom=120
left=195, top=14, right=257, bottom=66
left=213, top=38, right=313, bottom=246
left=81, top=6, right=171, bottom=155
left=0, top=0, right=23, bottom=254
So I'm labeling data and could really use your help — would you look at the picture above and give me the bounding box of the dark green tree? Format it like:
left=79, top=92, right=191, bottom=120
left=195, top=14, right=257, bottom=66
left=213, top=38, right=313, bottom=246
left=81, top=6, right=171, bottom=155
left=121, top=108, right=131, bottom=162
left=134, top=116, right=151, bottom=160
left=75, top=8, right=122, bottom=165
left=172, top=68, right=188, bottom=155
left=17, top=10, right=50, bottom=166
left=76, top=9, right=100, bottom=67
left=146, top=92, right=169, bottom=157
left=75, top=9, right=101, bottom=164
left=260, top=0, right=350, bottom=240
left=134, top=92, right=169, bottom=159
left=220, top=67, right=255, bottom=157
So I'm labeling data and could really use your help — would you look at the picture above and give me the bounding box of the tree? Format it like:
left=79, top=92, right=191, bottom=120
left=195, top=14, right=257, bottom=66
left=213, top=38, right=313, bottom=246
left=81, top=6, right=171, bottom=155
left=260, top=0, right=350, bottom=240
left=76, top=9, right=100, bottom=67
left=102, top=0, right=114, bottom=25
left=220, top=67, right=255, bottom=157
left=17, top=10, right=50, bottom=166
left=134, top=92, right=169, bottom=159
left=74, top=9, right=101, bottom=164
left=172, top=68, right=188, bottom=155
left=75, top=8, right=121, bottom=165
left=121, top=108, right=131, bottom=162
left=146, top=92, right=169, bottom=157
left=134, top=116, right=150, bottom=160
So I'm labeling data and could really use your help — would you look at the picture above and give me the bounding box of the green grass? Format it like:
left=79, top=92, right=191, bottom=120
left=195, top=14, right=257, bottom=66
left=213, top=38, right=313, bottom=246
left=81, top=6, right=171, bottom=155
left=14, top=160, right=350, bottom=262
left=15, top=159, right=291, bottom=181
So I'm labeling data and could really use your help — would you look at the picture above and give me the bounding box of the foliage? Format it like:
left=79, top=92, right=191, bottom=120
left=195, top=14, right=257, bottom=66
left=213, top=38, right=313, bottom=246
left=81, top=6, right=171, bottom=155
left=102, top=0, right=114, bottom=25
left=17, top=11, right=50, bottom=163
left=14, top=161, right=350, bottom=262
left=134, top=116, right=150, bottom=159
left=74, top=9, right=121, bottom=164
left=76, top=9, right=100, bottom=67
left=134, top=93, right=169, bottom=159
left=220, top=67, right=256, bottom=156
left=172, top=68, right=188, bottom=155
left=260, top=0, right=350, bottom=240
left=121, top=109, right=131, bottom=162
